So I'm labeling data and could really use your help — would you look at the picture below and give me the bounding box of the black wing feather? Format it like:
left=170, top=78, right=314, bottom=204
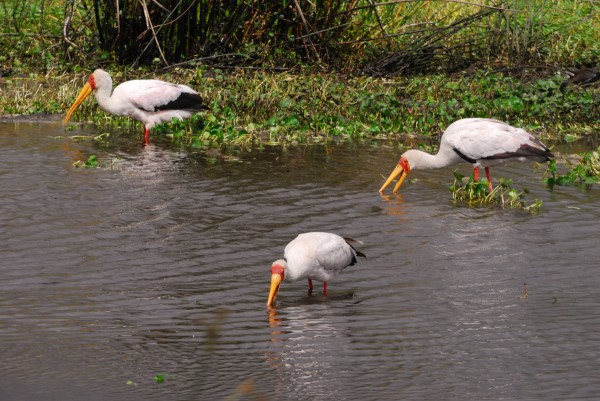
left=453, top=147, right=477, bottom=164
left=156, top=92, right=208, bottom=112
left=481, top=142, right=554, bottom=163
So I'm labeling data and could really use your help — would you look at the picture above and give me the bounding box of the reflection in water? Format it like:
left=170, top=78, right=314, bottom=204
left=378, top=192, right=412, bottom=219
left=267, top=303, right=358, bottom=400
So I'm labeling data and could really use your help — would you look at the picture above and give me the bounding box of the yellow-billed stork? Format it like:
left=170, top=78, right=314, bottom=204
left=379, top=118, right=553, bottom=193
left=64, top=69, right=207, bottom=143
left=267, top=232, right=366, bottom=308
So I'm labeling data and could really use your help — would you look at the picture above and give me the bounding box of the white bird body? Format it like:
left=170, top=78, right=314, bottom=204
left=267, top=232, right=366, bottom=307
left=283, top=232, right=360, bottom=282
left=379, top=118, right=553, bottom=193
left=65, top=69, right=207, bottom=143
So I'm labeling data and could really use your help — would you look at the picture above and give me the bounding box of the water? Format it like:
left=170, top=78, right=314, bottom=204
left=1, top=121, right=600, bottom=401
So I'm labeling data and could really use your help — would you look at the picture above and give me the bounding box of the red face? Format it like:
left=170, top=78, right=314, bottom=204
left=379, top=156, right=411, bottom=194
left=267, top=263, right=285, bottom=307
left=88, top=74, right=97, bottom=90
left=271, top=264, right=285, bottom=281
left=398, top=157, right=411, bottom=173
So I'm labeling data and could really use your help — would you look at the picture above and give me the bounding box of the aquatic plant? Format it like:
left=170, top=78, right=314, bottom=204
left=72, top=154, right=99, bottom=168
left=544, top=147, right=600, bottom=187
left=449, top=171, right=542, bottom=213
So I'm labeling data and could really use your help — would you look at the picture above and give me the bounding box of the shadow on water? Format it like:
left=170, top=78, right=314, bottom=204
left=1, top=122, right=600, bottom=400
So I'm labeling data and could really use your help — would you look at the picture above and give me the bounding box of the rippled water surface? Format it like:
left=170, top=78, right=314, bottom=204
left=1, top=121, right=600, bottom=401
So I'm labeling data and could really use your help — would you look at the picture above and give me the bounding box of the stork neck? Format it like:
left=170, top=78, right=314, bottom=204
left=93, top=77, right=119, bottom=114
left=408, top=147, right=459, bottom=169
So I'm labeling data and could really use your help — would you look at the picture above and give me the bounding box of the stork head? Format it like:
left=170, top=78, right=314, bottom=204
left=64, top=69, right=110, bottom=124
left=267, top=260, right=286, bottom=308
left=379, top=153, right=412, bottom=194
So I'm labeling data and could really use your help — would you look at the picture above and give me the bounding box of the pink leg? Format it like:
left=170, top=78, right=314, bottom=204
left=323, top=282, right=327, bottom=296
left=485, top=167, right=493, bottom=190
left=473, top=166, right=480, bottom=181
left=144, top=128, right=150, bottom=144
left=307, top=278, right=313, bottom=295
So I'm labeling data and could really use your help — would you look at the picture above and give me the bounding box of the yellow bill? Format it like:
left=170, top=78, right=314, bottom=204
left=379, top=164, right=408, bottom=194
left=267, top=273, right=283, bottom=307
left=64, top=82, right=93, bottom=124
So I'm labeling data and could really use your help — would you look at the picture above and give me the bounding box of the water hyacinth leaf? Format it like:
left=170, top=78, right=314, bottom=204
left=544, top=146, right=600, bottom=188
left=449, top=170, right=541, bottom=213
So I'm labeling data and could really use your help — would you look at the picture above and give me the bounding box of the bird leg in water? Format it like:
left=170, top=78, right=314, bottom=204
left=144, top=128, right=150, bottom=144
left=473, top=167, right=493, bottom=190
left=485, top=167, right=493, bottom=190
left=323, top=282, right=327, bottom=296
left=307, top=278, right=313, bottom=295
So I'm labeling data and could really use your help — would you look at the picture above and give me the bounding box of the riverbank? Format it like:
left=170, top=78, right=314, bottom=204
left=1, top=68, right=598, bottom=147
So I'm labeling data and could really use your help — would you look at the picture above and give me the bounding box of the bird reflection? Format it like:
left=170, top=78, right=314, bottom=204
left=267, top=308, right=285, bottom=336
left=265, top=302, right=356, bottom=399
left=379, top=191, right=411, bottom=218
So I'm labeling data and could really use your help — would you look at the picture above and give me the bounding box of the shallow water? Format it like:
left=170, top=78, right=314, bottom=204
left=1, top=121, right=600, bottom=401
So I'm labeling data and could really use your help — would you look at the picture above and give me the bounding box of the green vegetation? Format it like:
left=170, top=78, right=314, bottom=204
left=72, top=154, right=99, bottom=168
left=544, top=147, right=600, bottom=187
left=1, top=69, right=599, bottom=148
left=450, top=171, right=543, bottom=213
left=1, top=1, right=598, bottom=73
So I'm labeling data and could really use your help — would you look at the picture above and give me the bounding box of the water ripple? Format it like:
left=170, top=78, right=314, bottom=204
left=1, top=124, right=600, bottom=400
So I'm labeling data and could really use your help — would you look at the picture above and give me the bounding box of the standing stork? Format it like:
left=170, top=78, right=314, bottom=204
left=379, top=118, right=553, bottom=193
left=267, top=232, right=366, bottom=308
left=64, top=69, right=207, bottom=143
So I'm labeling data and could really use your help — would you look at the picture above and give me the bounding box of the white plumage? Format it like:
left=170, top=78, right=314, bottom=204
left=379, top=118, right=553, bottom=193
left=267, top=232, right=366, bottom=307
left=64, top=69, right=207, bottom=143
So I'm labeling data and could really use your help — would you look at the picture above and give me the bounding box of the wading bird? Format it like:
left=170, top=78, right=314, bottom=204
left=267, top=232, right=366, bottom=308
left=64, top=69, right=207, bottom=143
left=379, top=118, right=553, bottom=194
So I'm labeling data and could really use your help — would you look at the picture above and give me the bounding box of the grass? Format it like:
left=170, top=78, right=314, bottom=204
left=1, top=68, right=599, bottom=148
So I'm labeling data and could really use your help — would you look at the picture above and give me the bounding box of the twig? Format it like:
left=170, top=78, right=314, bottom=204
left=367, top=0, right=388, bottom=37
left=115, top=0, right=120, bottom=37
left=337, top=22, right=435, bottom=45
left=63, top=0, right=78, bottom=50
left=150, top=0, right=170, bottom=13
left=292, top=0, right=322, bottom=62
left=159, top=53, right=252, bottom=69
left=294, top=21, right=353, bottom=41
left=133, top=0, right=188, bottom=67
left=138, top=0, right=168, bottom=66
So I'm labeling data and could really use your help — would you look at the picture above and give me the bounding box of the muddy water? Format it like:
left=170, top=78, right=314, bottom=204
left=1, top=121, right=600, bottom=401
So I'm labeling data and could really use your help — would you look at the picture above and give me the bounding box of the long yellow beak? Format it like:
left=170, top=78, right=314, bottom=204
left=64, top=82, right=93, bottom=124
left=379, top=164, right=408, bottom=193
left=267, top=274, right=283, bottom=307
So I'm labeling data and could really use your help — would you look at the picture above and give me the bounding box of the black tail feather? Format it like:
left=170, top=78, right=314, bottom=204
left=344, top=237, right=366, bottom=266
